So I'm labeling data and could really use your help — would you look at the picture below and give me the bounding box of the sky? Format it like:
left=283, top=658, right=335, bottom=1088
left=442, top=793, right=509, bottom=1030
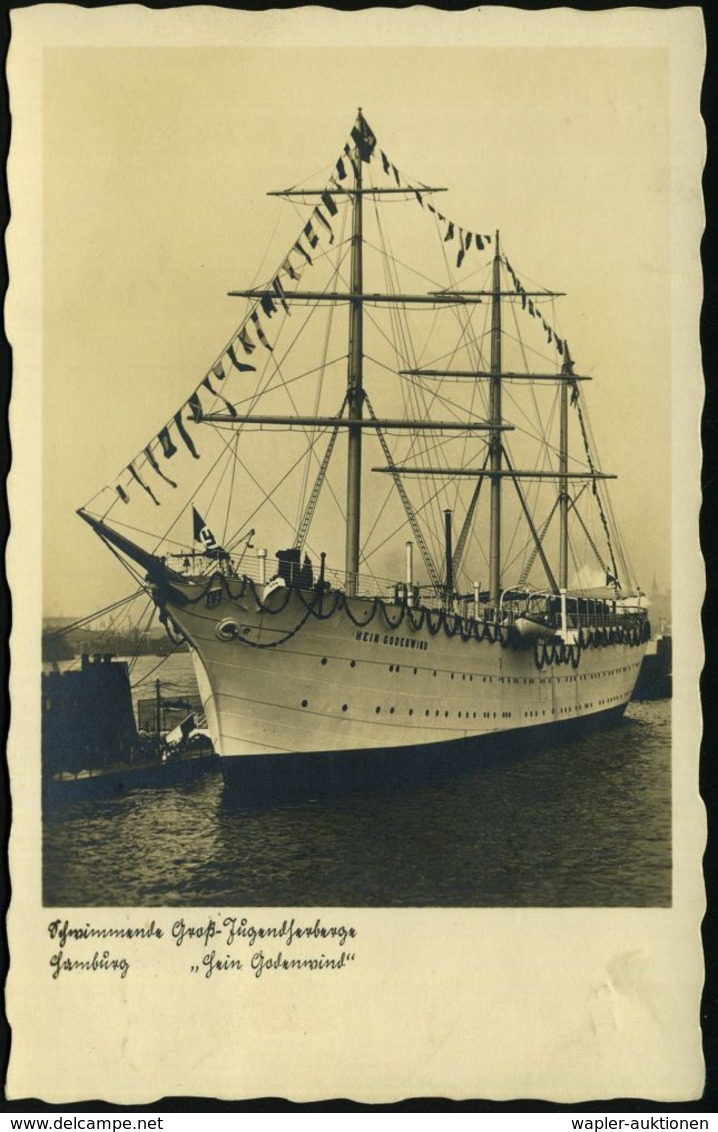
left=39, top=28, right=684, bottom=618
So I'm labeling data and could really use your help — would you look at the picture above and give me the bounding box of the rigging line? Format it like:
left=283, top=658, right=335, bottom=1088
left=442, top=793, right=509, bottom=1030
left=130, top=645, right=186, bottom=690
left=238, top=243, right=354, bottom=419
left=364, top=393, right=442, bottom=595
left=453, top=453, right=489, bottom=578
left=42, top=589, right=148, bottom=640
left=294, top=403, right=347, bottom=552
left=294, top=207, right=349, bottom=533
left=385, top=224, right=454, bottom=568
left=451, top=265, right=493, bottom=523
left=368, top=200, right=430, bottom=555
left=216, top=424, right=346, bottom=556
left=126, top=598, right=158, bottom=676
left=380, top=239, right=446, bottom=563
left=360, top=236, right=453, bottom=291
left=229, top=355, right=348, bottom=409
left=222, top=432, right=240, bottom=547
left=518, top=497, right=560, bottom=586
left=568, top=495, right=612, bottom=575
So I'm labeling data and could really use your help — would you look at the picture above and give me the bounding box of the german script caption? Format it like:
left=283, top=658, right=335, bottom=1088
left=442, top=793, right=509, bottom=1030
left=46, top=916, right=358, bottom=981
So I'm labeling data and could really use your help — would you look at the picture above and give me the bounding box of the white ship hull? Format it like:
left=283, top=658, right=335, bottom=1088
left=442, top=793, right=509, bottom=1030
left=160, top=575, right=648, bottom=801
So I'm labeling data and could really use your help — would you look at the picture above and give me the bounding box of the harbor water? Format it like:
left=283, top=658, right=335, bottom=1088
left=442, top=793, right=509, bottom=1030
left=43, top=653, right=671, bottom=907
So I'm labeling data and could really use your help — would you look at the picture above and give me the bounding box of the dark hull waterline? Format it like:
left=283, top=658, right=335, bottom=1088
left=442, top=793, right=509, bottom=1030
left=219, top=702, right=628, bottom=808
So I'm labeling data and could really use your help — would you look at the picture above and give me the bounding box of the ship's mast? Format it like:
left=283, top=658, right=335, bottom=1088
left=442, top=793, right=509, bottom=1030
left=558, top=362, right=569, bottom=589
left=489, top=230, right=502, bottom=605
left=345, top=111, right=364, bottom=596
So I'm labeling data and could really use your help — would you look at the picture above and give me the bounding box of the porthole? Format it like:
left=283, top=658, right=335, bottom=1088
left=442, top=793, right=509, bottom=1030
left=341, top=704, right=348, bottom=712
left=301, top=699, right=308, bottom=708
left=215, top=618, right=240, bottom=641
left=350, top=660, right=356, bottom=668
left=389, top=707, right=395, bottom=715
left=375, top=706, right=381, bottom=714
left=321, top=657, right=327, bottom=666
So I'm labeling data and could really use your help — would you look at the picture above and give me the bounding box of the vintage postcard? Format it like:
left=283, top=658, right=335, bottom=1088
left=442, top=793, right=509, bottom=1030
left=6, top=5, right=706, bottom=1104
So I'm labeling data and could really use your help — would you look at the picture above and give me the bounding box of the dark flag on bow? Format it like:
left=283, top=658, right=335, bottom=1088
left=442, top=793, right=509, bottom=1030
left=193, top=507, right=229, bottom=560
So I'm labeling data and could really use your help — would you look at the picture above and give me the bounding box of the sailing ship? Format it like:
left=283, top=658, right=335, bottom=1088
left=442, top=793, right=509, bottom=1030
left=79, top=111, right=651, bottom=803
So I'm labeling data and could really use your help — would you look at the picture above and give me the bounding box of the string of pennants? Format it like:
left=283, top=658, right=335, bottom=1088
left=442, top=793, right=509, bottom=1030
left=501, top=255, right=620, bottom=582
left=108, top=113, right=495, bottom=509
left=110, top=131, right=377, bottom=508
left=503, top=256, right=571, bottom=365
left=375, top=142, right=493, bottom=270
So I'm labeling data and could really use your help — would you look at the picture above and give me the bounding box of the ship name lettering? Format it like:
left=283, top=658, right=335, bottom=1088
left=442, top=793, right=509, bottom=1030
left=354, top=630, right=427, bottom=651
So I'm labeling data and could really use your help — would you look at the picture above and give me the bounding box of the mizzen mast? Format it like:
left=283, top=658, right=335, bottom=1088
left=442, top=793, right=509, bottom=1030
left=489, top=230, right=503, bottom=605
left=345, top=110, right=364, bottom=597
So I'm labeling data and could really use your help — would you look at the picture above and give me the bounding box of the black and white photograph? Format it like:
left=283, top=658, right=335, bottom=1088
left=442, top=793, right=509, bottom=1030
left=6, top=4, right=705, bottom=1105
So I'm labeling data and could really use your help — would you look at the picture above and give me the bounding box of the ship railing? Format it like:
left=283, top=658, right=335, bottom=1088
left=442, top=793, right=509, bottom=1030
left=175, top=553, right=648, bottom=629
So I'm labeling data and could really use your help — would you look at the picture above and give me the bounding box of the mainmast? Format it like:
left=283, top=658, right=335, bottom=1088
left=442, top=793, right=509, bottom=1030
left=489, top=230, right=502, bottom=605
left=345, top=110, right=364, bottom=596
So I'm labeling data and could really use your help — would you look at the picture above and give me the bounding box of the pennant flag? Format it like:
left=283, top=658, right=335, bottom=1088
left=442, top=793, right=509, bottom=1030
left=444, top=221, right=455, bottom=243
left=187, top=393, right=203, bottom=423
left=556, top=336, right=564, bottom=355
left=238, top=327, right=256, bottom=355
left=301, top=218, right=317, bottom=250
left=570, top=380, right=580, bottom=407
left=335, top=156, right=347, bottom=181
left=212, top=362, right=226, bottom=381
left=174, top=410, right=200, bottom=459
left=380, top=149, right=391, bottom=176
left=193, top=506, right=229, bottom=560
left=415, top=191, right=424, bottom=207
left=475, top=234, right=484, bottom=251
left=294, top=239, right=313, bottom=266
left=343, top=144, right=360, bottom=179
left=465, top=231, right=472, bottom=249
left=273, top=275, right=290, bottom=314
left=321, top=190, right=339, bottom=217
left=116, top=484, right=130, bottom=504
left=456, top=229, right=465, bottom=266
left=351, top=115, right=377, bottom=162
left=528, top=300, right=535, bottom=316
left=260, top=292, right=277, bottom=319
left=427, top=203, right=436, bottom=214
left=128, top=462, right=160, bottom=506
left=201, top=375, right=238, bottom=418
left=486, top=235, right=492, bottom=243
left=282, top=256, right=299, bottom=282
left=250, top=310, right=273, bottom=351
left=144, top=445, right=177, bottom=488
left=313, top=206, right=335, bottom=244
left=158, top=427, right=177, bottom=459
left=227, top=343, right=256, bottom=372
left=391, top=163, right=400, bottom=187
left=547, top=327, right=553, bottom=344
